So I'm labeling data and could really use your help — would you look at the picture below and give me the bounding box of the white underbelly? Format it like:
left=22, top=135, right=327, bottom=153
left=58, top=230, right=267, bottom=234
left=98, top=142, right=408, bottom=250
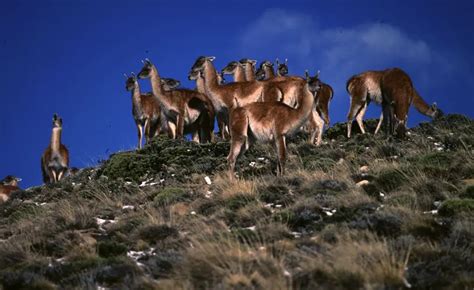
left=249, top=124, right=273, bottom=142
left=186, top=108, right=201, bottom=124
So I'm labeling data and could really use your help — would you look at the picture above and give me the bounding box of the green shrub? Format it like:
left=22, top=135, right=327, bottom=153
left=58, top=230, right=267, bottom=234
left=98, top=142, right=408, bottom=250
left=375, top=169, right=408, bottom=192
left=97, top=241, right=127, bottom=258
left=153, top=187, right=189, bottom=206
left=438, top=199, right=474, bottom=217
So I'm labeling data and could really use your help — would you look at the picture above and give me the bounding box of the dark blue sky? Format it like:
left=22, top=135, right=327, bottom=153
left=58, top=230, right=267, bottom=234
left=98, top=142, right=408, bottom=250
left=1, top=0, right=473, bottom=187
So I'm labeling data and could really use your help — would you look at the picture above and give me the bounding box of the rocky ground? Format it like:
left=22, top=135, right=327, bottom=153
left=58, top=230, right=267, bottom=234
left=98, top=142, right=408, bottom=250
left=0, top=114, right=473, bottom=289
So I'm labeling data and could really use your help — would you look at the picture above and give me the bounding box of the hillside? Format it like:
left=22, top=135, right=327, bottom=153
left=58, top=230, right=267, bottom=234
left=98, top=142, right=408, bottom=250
left=1, top=114, right=473, bottom=289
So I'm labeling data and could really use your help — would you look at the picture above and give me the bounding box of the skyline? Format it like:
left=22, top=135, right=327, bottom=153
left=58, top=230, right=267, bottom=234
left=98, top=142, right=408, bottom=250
left=1, top=0, right=473, bottom=187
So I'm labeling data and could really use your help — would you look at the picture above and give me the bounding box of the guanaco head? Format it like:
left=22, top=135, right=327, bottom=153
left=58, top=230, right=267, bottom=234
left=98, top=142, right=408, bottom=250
left=190, top=56, right=216, bottom=73
left=52, top=113, right=63, bottom=129
left=1, top=175, right=21, bottom=187
left=276, top=58, right=289, bottom=76
left=239, top=58, right=257, bottom=67
left=137, top=58, right=154, bottom=79
left=124, top=73, right=138, bottom=91
left=221, top=61, right=243, bottom=76
left=160, top=78, right=181, bottom=91
left=188, top=67, right=225, bottom=84
left=255, top=60, right=273, bottom=80
left=430, top=102, right=444, bottom=119
left=306, top=70, right=322, bottom=93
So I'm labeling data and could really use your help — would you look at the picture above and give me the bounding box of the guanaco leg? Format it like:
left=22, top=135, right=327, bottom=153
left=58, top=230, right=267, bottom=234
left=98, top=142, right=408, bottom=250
left=137, top=123, right=144, bottom=149
left=275, top=135, right=287, bottom=176
left=177, top=113, right=185, bottom=139
left=167, top=121, right=176, bottom=139
left=144, top=119, right=150, bottom=145
left=347, top=100, right=367, bottom=138
left=374, top=112, right=383, bottom=134
left=57, top=170, right=64, bottom=182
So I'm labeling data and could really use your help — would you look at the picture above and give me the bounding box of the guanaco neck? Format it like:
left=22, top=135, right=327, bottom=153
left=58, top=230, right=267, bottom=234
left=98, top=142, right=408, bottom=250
left=51, top=127, right=62, bottom=152
left=149, top=65, right=164, bottom=98
left=234, top=66, right=246, bottom=82
left=264, top=66, right=276, bottom=80
left=245, top=63, right=256, bottom=81
left=203, top=61, right=231, bottom=110
left=203, top=61, right=220, bottom=92
left=195, top=75, right=206, bottom=94
left=131, top=80, right=142, bottom=108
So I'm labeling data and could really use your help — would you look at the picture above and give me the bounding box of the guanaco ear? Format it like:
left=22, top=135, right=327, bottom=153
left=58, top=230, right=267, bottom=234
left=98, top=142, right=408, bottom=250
left=276, top=58, right=280, bottom=66
left=305, top=70, right=310, bottom=81
left=53, top=113, right=58, bottom=121
left=208, top=56, right=216, bottom=61
left=250, top=59, right=257, bottom=65
left=144, top=58, right=151, bottom=64
left=123, top=73, right=128, bottom=79
left=316, top=70, right=320, bottom=79
left=285, top=58, right=288, bottom=65
left=58, top=118, right=63, bottom=126
left=431, top=102, right=438, bottom=110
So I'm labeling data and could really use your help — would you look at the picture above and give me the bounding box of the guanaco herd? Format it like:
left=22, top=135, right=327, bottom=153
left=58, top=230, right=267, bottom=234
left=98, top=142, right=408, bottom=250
left=0, top=56, right=443, bottom=202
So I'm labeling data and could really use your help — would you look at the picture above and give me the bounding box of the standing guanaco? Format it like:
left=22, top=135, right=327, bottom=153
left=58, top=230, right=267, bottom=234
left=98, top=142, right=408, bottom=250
left=41, top=114, right=69, bottom=183
left=125, top=73, right=161, bottom=149
left=188, top=69, right=229, bottom=139
left=346, top=68, right=442, bottom=138
left=227, top=71, right=321, bottom=178
left=138, top=59, right=214, bottom=143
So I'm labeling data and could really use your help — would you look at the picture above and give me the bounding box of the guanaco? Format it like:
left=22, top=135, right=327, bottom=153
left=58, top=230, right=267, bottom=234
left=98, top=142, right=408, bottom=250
left=188, top=69, right=229, bottom=139
left=138, top=59, right=214, bottom=143
left=346, top=68, right=442, bottom=138
left=41, top=114, right=69, bottom=183
left=257, top=63, right=329, bottom=145
left=239, top=58, right=257, bottom=81
left=227, top=71, right=321, bottom=178
left=221, top=61, right=246, bottom=82
left=0, top=175, right=21, bottom=203
left=256, top=61, right=276, bottom=80
left=303, top=70, right=326, bottom=146
left=189, top=56, right=282, bottom=140
left=276, top=58, right=288, bottom=76
left=255, top=60, right=306, bottom=107
left=161, top=78, right=181, bottom=91
left=125, top=73, right=161, bottom=149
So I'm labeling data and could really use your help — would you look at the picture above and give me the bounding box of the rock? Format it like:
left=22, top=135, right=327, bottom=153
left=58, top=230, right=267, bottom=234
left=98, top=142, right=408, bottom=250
left=356, top=180, right=370, bottom=187
left=359, top=165, right=369, bottom=173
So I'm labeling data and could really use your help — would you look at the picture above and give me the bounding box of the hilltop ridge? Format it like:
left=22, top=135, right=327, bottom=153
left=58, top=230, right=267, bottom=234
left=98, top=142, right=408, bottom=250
left=0, top=114, right=473, bottom=289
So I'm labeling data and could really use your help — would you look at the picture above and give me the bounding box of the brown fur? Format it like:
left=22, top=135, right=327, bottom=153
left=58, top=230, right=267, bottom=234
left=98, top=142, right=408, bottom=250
left=380, top=68, right=414, bottom=136
left=189, top=69, right=229, bottom=139
left=190, top=57, right=285, bottom=141
left=346, top=68, right=441, bottom=138
left=222, top=61, right=246, bottom=82
left=138, top=60, right=214, bottom=143
left=257, top=63, right=307, bottom=107
left=41, top=114, right=69, bottom=183
left=227, top=77, right=320, bottom=178
left=239, top=59, right=257, bottom=81
left=304, top=71, right=327, bottom=146
left=125, top=75, right=161, bottom=149
left=316, top=83, right=334, bottom=126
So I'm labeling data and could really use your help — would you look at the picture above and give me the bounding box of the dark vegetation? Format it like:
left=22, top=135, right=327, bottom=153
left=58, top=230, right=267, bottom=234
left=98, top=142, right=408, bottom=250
left=0, top=114, right=473, bottom=289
